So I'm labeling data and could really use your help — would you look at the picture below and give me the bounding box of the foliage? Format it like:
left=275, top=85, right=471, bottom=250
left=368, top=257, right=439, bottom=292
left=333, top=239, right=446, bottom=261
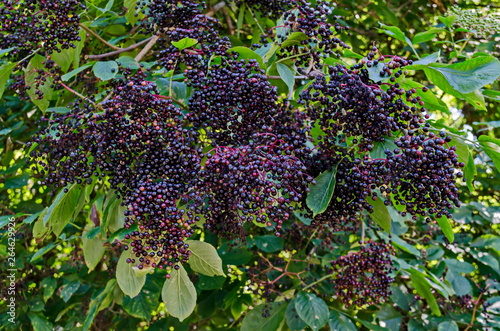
left=0, top=0, right=500, bottom=330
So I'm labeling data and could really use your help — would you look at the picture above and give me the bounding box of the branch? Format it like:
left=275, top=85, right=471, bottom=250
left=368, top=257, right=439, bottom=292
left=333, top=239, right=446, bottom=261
left=87, top=37, right=153, bottom=60
left=134, top=35, right=161, bottom=62
left=79, top=23, right=120, bottom=50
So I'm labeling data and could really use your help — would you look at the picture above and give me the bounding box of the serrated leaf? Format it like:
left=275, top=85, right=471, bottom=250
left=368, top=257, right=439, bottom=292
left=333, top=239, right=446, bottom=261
left=172, top=38, right=198, bottom=51
left=28, top=313, right=53, bottom=331
left=281, top=32, right=309, bottom=48
left=241, top=301, right=288, bottom=331
left=162, top=264, right=197, bottom=322
left=328, top=311, right=357, bottom=331
left=228, top=46, right=264, bottom=68
left=367, top=195, right=391, bottom=233
left=478, top=135, right=500, bottom=172
left=124, top=0, right=141, bottom=25
left=185, top=240, right=225, bottom=277
left=444, top=259, right=475, bottom=274
left=122, top=276, right=161, bottom=320
left=82, top=225, right=105, bottom=272
left=255, top=235, right=284, bottom=253
left=31, top=243, right=56, bottom=262
left=408, top=269, right=441, bottom=316
left=92, top=61, right=118, bottom=81
left=82, top=279, right=116, bottom=331
left=286, top=297, right=307, bottom=330
left=306, top=165, right=338, bottom=217
left=429, top=56, right=500, bottom=94
left=60, top=281, right=80, bottom=302
left=25, top=54, right=54, bottom=111
left=0, top=62, right=16, bottom=99
left=61, top=63, right=94, bottom=81
left=438, top=321, right=459, bottom=331
left=294, top=292, right=329, bottom=331
left=436, top=215, right=454, bottom=243
left=116, top=250, right=146, bottom=298
left=378, top=23, right=411, bottom=46
left=446, top=271, right=471, bottom=296
left=277, top=63, right=295, bottom=94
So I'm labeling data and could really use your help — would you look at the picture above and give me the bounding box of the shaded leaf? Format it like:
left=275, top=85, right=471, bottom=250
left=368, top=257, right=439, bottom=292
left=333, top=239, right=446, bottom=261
left=307, top=165, right=338, bottom=217
left=116, top=250, right=146, bottom=298
left=93, top=61, right=118, bottom=81
left=328, top=311, right=357, bottom=331
left=241, top=301, right=288, bottom=331
left=185, top=240, right=225, bottom=277
left=162, top=264, right=197, bottom=322
left=294, top=292, right=329, bottom=331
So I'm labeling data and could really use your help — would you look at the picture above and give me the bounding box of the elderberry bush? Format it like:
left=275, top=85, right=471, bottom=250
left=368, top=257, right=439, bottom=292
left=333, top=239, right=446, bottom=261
left=8, top=0, right=498, bottom=329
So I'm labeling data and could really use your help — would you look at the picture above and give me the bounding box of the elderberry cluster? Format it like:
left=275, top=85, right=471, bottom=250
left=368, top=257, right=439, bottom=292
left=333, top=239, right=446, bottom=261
left=197, top=138, right=311, bottom=238
left=329, top=240, right=395, bottom=307
left=237, top=0, right=295, bottom=18
left=0, top=0, right=83, bottom=57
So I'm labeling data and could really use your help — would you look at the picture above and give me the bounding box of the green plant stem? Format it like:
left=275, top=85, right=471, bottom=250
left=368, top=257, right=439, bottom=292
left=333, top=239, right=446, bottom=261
left=303, top=273, right=333, bottom=291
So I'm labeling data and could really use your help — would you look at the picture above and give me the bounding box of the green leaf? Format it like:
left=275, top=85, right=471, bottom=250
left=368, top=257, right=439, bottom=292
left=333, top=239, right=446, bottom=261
left=438, top=321, right=459, bottom=331
left=52, top=46, right=76, bottom=72
left=31, top=243, right=57, bottom=262
left=185, top=240, right=225, bottom=277
left=40, top=278, right=57, bottom=302
left=355, top=318, right=388, bottom=331
left=286, top=297, right=307, bottom=330
left=93, top=61, right=119, bottom=81
left=478, top=135, right=500, bottom=172
left=228, top=46, right=264, bottom=68
left=172, top=38, right=198, bottom=51
left=306, top=165, right=338, bottom=217
left=483, top=89, right=500, bottom=101
left=116, top=250, right=146, bottom=298
left=400, top=79, right=448, bottom=113
left=28, top=313, right=53, bottom=331
left=122, top=276, right=161, bottom=320
left=82, top=225, right=106, bottom=272
left=378, top=23, right=412, bottom=46
left=0, top=62, right=16, bottom=99
left=241, top=301, right=288, bottom=331
left=436, top=215, right=454, bottom=243
left=294, top=292, right=329, bottom=331
left=412, top=30, right=442, bottom=44
left=367, top=196, right=391, bottom=233
left=428, top=56, right=500, bottom=94
left=277, top=63, right=295, bottom=94
left=162, top=264, right=197, bottom=322
left=422, top=67, right=486, bottom=110
left=60, top=281, right=80, bottom=303
left=124, top=0, right=140, bottom=25
left=410, top=51, right=440, bottom=65
left=408, top=269, right=441, bottom=316
left=444, top=259, right=475, bottom=274
left=0, top=47, right=15, bottom=57
left=439, top=15, right=456, bottom=29
left=328, top=311, right=357, bottom=331
left=61, top=63, right=94, bottom=81
left=25, top=54, right=54, bottom=111
left=46, top=107, right=72, bottom=114
left=446, top=271, right=471, bottom=296
left=43, top=185, right=81, bottom=236
left=197, top=274, right=226, bottom=290
left=281, top=32, right=309, bottom=48
left=254, top=235, right=285, bottom=253
left=82, top=279, right=116, bottom=331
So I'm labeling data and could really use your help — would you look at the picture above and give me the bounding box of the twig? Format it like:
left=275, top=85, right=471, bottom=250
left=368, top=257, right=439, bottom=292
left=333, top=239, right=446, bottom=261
left=87, top=37, right=153, bottom=60
left=79, top=23, right=120, bottom=50
left=464, top=288, right=486, bottom=331
left=0, top=203, right=15, bottom=215
left=134, top=35, right=160, bottom=62
left=267, top=75, right=309, bottom=80
left=60, top=82, right=96, bottom=106
left=206, top=1, right=227, bottom=16
left=222, top=7, right=235, bottom=35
